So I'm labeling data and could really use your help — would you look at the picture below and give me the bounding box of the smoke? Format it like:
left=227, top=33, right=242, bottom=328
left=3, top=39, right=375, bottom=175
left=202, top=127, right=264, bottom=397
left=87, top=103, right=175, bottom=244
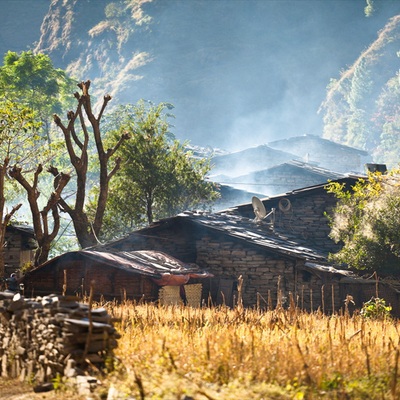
left=127, top=0, right=397, bottom=151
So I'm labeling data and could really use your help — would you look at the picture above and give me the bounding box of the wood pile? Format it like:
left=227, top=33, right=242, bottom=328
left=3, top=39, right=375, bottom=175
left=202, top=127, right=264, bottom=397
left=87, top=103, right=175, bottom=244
left=0, top=291, right=120, bottom=383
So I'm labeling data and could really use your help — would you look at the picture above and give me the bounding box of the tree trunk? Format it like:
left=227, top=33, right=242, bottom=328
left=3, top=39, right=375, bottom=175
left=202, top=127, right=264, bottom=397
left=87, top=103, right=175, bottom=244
left=53, top=81, right=128, bottom=248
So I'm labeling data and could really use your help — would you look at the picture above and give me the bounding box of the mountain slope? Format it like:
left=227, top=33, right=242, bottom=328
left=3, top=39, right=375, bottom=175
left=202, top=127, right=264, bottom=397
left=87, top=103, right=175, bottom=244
left=321, top=15, right=400, bottom=167
left=2, top=0, right=400, bottom=155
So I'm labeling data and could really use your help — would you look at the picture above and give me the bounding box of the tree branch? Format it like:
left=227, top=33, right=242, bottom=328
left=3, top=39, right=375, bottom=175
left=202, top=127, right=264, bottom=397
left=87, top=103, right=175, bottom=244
left=107, top=157, right=122, bottom=183
left=106, top=132, right=130, bottom=160
left=41, top=172, right=71, bottom=215
left=47, top=166, right=73, bottom=214
left=98, top=94, right=112, bottom=122
left=3, top=203, right=22, bottom=228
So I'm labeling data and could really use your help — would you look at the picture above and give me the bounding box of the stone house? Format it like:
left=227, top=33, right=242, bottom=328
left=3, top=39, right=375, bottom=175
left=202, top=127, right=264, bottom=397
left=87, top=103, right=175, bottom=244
left=229, top=176, right=362, bottom=254
left=4, top=225, right=36, bottom=277
left=95, top=176, right=400, bottom=314
left=209, top=137, right=370, bottom=207
left=95, top=211, right=356, bottom=313
left=210, top=144, right=300, bottom=178
left=22, top=249, right=212, bottom=304
left=222, top=160, right=347, bottom=196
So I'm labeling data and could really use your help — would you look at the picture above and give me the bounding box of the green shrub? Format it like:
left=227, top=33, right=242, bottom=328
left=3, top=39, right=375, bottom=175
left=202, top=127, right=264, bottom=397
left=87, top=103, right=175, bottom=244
left=360, top=297, right=392, bottom=320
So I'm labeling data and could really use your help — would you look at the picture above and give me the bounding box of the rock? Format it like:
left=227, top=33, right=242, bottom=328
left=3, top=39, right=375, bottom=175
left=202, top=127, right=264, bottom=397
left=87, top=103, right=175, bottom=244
left=33, top=382, right=54, bottom=392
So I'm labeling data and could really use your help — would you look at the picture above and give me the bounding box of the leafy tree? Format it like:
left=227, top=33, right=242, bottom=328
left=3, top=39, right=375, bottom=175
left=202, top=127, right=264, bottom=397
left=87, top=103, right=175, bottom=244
left=51, top=80, right=129, bottom=249
left=364, top=0, right=375, bottom=17
left=0, top=51, right=77, bottom=143
left=0, top=101, right=41, bottom=275
left=326, top=170, right=400, bottom=274
left=0, top=52, right=81, bottom=267
left=372, top=76, right=400, bottom=165
left=95, top=101, right=219, bottom=240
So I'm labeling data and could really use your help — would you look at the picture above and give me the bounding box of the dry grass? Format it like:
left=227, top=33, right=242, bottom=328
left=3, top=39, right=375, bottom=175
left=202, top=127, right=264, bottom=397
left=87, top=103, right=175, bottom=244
left=96, top=301, right=400, bottom=399
left=2, top=301, right=398, bottom=399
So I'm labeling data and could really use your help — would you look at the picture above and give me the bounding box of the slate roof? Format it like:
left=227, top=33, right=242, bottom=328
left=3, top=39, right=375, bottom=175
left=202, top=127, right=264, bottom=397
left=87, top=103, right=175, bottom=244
left=7, top=224, right=35, bottom=237
left=178, top=211, right=327, bottom=261
left=303, top=261, right=353, bottom=278
left=33, top=249, right=212, bottom=280
left=182, top=212, right=357, bottom=278
left=253, top=160, right=346, bottom=179
left=268, top=134, right=369, bottom=156
left=216, top=160, right=347, bottom=196
left=228, top=175, right=364, bottom=217
left=210, top=144, right=300, bottom=177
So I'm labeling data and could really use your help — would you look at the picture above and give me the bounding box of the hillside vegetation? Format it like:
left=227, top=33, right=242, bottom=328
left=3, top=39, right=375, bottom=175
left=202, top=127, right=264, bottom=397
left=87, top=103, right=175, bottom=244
left=321, top=15, right=400, bottom=167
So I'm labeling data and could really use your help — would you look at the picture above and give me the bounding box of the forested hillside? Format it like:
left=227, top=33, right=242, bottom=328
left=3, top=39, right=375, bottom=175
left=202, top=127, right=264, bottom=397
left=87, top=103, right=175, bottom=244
left=321, top=14, right=400, bottom=168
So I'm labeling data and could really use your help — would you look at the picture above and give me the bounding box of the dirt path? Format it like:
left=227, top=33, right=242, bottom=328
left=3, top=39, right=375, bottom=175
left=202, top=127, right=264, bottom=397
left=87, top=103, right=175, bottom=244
left=0, top=379, right=69, bottom=400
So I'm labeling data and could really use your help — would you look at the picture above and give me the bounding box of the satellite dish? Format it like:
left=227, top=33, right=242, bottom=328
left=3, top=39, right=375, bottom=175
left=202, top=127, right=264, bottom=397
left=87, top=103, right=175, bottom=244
left=252, top=196, right=267, bottom=222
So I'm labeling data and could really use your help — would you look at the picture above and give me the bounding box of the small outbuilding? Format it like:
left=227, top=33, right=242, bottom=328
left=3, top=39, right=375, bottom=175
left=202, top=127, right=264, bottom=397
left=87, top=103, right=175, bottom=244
left=4, top=224, right=37, bottom=277
left=22, top=249, right=212, bottom=305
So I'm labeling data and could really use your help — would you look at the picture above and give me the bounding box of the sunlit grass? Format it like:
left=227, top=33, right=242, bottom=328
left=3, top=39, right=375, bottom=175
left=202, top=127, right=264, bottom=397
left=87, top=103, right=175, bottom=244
left=100, top=301, right=400, bottom=399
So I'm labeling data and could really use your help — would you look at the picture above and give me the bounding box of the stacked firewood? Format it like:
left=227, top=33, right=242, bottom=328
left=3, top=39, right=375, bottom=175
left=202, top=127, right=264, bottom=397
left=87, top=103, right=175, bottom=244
left=0, top=291, right=120, bottom=383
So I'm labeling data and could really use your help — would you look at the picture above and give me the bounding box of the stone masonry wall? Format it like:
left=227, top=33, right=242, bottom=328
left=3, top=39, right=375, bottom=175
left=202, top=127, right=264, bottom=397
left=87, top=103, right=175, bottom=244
left=195, top=234, right=343, bottom=312
left=0, top=292, right=119, bottom=383
left=196, top=235, right=297, bottom=308
left=264, top=192, right=340, bottom=253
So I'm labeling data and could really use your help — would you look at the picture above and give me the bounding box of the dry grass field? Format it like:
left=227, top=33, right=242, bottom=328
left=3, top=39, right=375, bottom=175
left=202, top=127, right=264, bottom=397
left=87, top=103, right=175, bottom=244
left=1, top=300, right=399, bottom=399
left=99, top=301, right=400, bottom=399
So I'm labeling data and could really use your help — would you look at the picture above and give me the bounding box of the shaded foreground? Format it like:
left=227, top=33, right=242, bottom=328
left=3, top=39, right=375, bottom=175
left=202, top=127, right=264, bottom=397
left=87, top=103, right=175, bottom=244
left=1, top=302, right=399, bottom=399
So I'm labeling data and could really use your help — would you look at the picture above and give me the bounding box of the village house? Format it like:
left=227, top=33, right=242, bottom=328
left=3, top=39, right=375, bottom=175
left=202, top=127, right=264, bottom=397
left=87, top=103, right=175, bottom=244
left=22, top=175, right=400, bottom=315
left=208, top=137, right=371, bottom=203
left=91, top=209, right=382, bottom=314
left=221, top=160, right=347, bottom=196
left=4, top=224, right=36, bottom=278
left=92, top=175, right=400, bottom=314
left=22, top=249, right=212, bottom=304
left=210, top=144, right=301, bottom=178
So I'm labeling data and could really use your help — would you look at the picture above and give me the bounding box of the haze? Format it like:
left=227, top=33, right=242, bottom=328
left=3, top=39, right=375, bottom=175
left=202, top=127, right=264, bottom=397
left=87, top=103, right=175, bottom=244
left=0, top=0, right=399, bottom=152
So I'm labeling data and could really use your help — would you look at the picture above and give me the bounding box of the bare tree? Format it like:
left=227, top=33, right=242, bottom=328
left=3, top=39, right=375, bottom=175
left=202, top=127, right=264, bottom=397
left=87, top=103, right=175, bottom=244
left=9, top=164, right=70, bottom=266
left=52, top=80, right=129, bottom=248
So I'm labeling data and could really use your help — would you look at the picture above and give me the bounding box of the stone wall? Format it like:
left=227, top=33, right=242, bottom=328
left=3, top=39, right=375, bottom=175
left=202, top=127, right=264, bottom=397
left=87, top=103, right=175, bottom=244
left=0, top=292, right=119, bottom=383
left=195, top=233, right=343, bottom=311
left=196, top=235, right=289, bottom=307
left=246, top=191, right=340, bottom=254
